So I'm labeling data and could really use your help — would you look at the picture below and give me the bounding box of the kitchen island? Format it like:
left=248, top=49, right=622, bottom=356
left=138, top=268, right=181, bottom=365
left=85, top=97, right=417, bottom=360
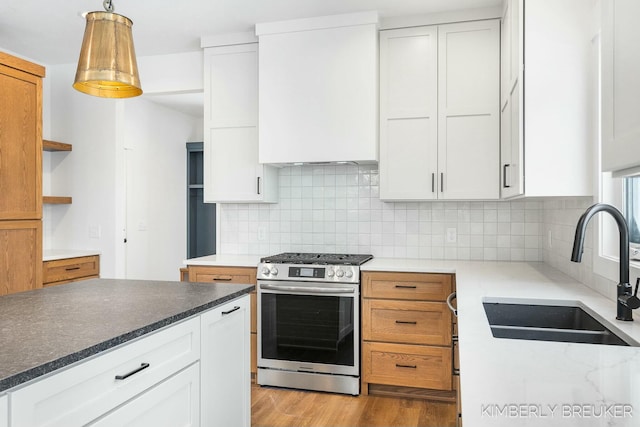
left=0, top=278, right=254, bottom=427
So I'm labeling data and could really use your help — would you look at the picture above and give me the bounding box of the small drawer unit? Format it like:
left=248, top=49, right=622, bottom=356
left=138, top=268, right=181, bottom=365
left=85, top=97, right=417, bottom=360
left=361, top=271, right=455, bottom=400
left=43, top=255, right=100, bottom=287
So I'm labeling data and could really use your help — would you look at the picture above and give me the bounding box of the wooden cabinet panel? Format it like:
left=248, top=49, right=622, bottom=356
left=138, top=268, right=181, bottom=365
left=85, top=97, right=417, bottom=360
left=363, top=271, right=452, bottom=301
left=0, top=62, right=42, bottom=220
left=43, top=255, right=99, bottom=287
left=188, top=266, right=256, bottom=285
left=363, top=342, right=452, bottom=391
left=363, top=299, right=451, bottom=346
left=0, top=220, right=42, bottom=295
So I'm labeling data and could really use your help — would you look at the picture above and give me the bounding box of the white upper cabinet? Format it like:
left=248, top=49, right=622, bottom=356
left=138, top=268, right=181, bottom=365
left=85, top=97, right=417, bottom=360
left=437, top=20, right=500, bottom=200
left=379, top=20, right=500, bottom=201
left=500, top=0, right=593, bottom=198
left=203, top=43, right=278, bottom=203
left=379, top=26, right=438, bottom=200
left=256, top=12, right=379, bottom=164
left=601, top=0, right=640, bottom=176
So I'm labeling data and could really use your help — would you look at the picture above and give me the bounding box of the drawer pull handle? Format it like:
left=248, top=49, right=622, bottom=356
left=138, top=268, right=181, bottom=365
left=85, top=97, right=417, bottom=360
left=453, top=368, right=460, bottom=376
left=222, top=306, right=241, bottom=315
left=65, top=267, right=81, bottom=271
left=115, top=362, right=150, bottom=380
left=212, top=276, right=233, bottom=281
left=395, top=320, right=417, bottom=325
left=396, top=364, right=417, bottom=369
left=395, top=285, right=417, bottom=289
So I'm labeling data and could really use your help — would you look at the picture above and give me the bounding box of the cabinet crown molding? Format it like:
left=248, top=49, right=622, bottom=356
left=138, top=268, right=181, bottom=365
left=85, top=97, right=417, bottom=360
left=255, top=11, right=378, bottom=36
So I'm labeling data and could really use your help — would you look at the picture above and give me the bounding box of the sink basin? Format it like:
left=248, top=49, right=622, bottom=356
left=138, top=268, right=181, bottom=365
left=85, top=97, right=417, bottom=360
left=483, top=298, right=638, bottom=346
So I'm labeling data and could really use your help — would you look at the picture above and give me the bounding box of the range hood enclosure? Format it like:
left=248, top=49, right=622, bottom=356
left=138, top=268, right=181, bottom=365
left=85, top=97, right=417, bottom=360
left=256, top=12, right=379, bottom=165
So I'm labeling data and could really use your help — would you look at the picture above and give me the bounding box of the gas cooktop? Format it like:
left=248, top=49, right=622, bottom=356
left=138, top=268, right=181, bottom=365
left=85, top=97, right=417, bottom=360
left=260, top=252, right=373, bottom=266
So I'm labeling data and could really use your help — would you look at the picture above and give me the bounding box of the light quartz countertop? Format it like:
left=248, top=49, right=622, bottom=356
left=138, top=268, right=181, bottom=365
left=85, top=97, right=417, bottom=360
left=188, top=254, right=640, bottom=425
left=43, top=249, right=101, bottom=261
left=183, top=254, right=262, bottom=268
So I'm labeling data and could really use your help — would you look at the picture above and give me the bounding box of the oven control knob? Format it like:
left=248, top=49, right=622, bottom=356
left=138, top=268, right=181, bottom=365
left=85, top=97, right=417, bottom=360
left=346, top=270, right=354, bottom=278
left=270, top=267, right=279, bottom=276
left=336, top=269, right=345, bottom=278
left=327, top=269, right=335, bottom=277
left=261, top=267, right=271, bottom=276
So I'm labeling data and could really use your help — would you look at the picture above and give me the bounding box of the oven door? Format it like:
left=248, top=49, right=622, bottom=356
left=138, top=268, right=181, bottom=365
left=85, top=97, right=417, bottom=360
left=258, top=280, right=359, bottom=377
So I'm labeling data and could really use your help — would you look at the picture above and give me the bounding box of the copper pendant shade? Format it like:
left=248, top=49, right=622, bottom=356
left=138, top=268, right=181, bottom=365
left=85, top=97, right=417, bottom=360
left=73, top=10, right=142, bottom=98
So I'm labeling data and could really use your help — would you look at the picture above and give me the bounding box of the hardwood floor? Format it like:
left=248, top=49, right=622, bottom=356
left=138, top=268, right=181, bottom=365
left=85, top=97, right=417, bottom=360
left=251, top=385, right=457, bottom=427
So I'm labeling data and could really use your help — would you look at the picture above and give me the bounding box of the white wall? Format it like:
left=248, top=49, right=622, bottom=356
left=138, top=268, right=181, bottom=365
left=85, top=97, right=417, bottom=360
left=46, top=63, right=120, bottom=276
left=45, top=52, right=203, bottom=280
left=122, top=98, right=199, bottom=280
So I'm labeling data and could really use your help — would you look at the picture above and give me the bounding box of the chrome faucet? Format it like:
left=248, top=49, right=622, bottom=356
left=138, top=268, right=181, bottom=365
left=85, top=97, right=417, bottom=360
left=571, top=203, right=639, bottom=321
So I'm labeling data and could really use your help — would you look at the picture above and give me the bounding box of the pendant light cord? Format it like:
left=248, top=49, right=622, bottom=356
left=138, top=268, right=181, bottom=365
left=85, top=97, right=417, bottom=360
left=103, top=0, right=114, bottom=12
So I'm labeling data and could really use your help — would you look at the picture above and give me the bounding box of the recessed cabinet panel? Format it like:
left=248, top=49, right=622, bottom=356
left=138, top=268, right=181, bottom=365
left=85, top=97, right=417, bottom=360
left=203, top=44, right=277, bottom=203
left=382, top=118, right=436, bottom=200
left=379, top=26, right=438, bottom=201
left=438, top=20, right=500, bottom=200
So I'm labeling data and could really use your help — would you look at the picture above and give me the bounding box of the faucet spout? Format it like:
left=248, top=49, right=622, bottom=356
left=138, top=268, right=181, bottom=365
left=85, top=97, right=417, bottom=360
left=571, top=203, right=632, bottom=321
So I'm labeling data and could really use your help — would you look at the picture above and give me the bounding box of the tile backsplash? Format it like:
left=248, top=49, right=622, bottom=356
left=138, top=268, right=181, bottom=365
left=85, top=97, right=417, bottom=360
left=219, top=164, right=544, bottom=261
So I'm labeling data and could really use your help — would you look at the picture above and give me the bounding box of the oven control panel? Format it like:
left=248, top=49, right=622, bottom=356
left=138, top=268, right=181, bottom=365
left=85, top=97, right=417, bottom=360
left=257, top=263, right=360, bottom=283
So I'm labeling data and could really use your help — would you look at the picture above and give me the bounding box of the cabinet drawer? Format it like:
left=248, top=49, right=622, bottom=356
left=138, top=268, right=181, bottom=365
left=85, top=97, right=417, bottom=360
left=363, top=299, right=451, bottom=346
left=362, top=272, right=452, bottom=301
left=363, top=342, right=452, bottom=391
left=43, top=255, right=99, bottom=285
left=88, top=362, right=200, bottom=427
left=11, top=317, right=200, bottom=427
left=188, top=266, right=256, bottom=285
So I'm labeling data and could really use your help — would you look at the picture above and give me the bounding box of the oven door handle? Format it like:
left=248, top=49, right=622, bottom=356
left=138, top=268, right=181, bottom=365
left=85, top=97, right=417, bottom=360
left=259, top=283, right=355, bottom=294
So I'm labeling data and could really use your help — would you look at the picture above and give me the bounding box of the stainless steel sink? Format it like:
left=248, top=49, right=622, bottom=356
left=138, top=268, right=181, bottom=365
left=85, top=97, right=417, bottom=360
left=483, top=298, right=639, bottom=346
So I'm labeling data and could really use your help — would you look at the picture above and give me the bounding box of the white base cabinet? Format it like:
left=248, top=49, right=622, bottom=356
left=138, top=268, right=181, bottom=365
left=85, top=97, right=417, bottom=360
left=201, top=296, right=251, bottom=427
left=379, top=20, right=500, bottom=201
left=6, top=295, right=251, bottom=427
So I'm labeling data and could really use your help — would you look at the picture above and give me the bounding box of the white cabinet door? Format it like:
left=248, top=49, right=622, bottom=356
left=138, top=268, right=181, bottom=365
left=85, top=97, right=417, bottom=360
left=88, top=363, right=200, bottom=427
left=602, top=0, right=640, bottom=175
left=203, top=43, right=278, bottom=203
left=0, top=395, right=7, bottom=427
left=257, top=13, right=378, bottom=164
left=379, top=27, right=438, bottom=201
left=437, top=20, right=500, bottom=200
left=201, top=295, right=251, bottom=427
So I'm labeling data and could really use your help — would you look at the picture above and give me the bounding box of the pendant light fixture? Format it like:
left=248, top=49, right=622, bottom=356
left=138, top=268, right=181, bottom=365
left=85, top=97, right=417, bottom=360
left=73, top=0, right=142, bottom=98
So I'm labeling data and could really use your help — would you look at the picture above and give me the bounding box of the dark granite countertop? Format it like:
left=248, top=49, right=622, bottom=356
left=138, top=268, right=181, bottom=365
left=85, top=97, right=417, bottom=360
left=0, top=278, right=254, bottom=392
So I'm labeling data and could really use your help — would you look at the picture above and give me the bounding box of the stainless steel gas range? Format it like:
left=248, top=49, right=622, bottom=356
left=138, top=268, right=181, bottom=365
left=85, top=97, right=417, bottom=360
left=256, top=252, right=373, bottom=395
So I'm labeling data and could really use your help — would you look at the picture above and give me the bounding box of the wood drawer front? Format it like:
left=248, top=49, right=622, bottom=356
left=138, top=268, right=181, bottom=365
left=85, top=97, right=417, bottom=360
left=363, top=342, right=452, bottom=391
left=43, top=256, right=99, bottom=284
left=188, top=266, right=256, bottom=285
left=11, top=318, right=200, bottom=427
left=362, top=272, right=452, bottom=301
left=363, top=299, right=451, bottom=346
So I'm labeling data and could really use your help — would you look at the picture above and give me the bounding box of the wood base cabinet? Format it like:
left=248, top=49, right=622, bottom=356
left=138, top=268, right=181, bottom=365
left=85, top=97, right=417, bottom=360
left=0, top=221, right=42, bottom=296
left=362, top=271, right=455, bottom=401
left=188, top=265, right=257, bottom=377
left=43, top=255, right=100, bottom=287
